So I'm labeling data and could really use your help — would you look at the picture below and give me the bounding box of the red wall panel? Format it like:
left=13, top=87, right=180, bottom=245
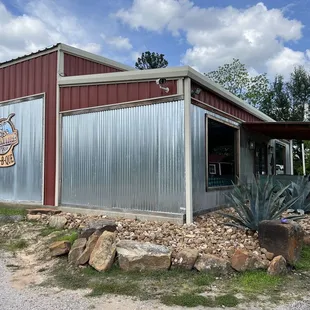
left=64, top=53, right=124, bottom=76
left=60, top=80, right=178, bottom=111
left=0, top=52, right=57, bottom=206
left=192, top=83, right=261, bottom=122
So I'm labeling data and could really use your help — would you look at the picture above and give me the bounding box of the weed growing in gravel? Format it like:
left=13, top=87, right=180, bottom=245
left=6, top=239, right=28, bottom=251
left=54, top=231, right=78, bottom=244
left=215, top=294, right=239, bottom=307
left=40, top=227, right=61, bottom=237
left=295, top=246, right=310, bottom=271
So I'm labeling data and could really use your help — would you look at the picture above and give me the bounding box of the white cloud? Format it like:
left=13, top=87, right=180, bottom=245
left=116, top=0, right=307, bottom=77
left=101, top=34, right=133, bottom=50
left=0, top=0, right=101, bottom=62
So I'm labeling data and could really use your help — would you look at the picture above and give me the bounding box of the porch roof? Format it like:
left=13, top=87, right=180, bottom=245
left=242, top=122, right=310, bottom=140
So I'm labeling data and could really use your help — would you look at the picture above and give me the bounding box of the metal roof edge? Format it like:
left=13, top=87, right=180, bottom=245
left=59, top=43, right=134, bottom=72
left=58, top=66, right=190, bottom=85
left=0, top=44, right=60, bottom=68
left=187, top=67, right=275, bottom=123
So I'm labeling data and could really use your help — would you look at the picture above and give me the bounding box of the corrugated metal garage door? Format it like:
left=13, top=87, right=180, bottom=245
left=0, top=97, right=44, bottom=203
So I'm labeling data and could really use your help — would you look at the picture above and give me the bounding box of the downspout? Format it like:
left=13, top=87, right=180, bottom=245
left=184, top=77, right=193, bottom=224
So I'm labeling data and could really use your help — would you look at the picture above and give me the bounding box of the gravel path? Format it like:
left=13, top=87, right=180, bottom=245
left=0, top=251, right=309, bottom=310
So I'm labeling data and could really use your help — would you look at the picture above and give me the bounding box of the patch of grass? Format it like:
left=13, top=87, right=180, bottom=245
left=215, top=294, right=239, bottom=307
left=193, top=273, right=215, bottom=286
left=295, top=246, right=310, bottom=271
left=234, top=270, right=282, bottom=293
left=40, top=227, right=61, bottom=237
left=56, top=231, right=78, bottom=244
left=6, top=239, right=28, bottom=251
left=161, top=293, right=213, bottom=307
left=0, top=206, right=26, bottom=216
left=87, top=281, right=139, bottom=297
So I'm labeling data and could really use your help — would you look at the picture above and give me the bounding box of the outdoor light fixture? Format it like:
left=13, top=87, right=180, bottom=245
left=248, top=139, right=255, bottom=150
left=191, top=87, right=202, bottom=96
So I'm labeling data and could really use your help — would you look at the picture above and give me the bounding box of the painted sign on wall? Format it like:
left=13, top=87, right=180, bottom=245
left=0, top=113, right=19, bottom=167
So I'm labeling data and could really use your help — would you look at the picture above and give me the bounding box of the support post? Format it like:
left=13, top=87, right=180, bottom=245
left=184, top=77, right=193, bottom=224
left=290, top=140, right=294, bottom=175
left=302, top=142, right=306, bottom=175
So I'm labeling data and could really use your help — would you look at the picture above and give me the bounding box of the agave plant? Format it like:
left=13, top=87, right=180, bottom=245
left=221, top=175, right=302, bottom=231
left=286, top=175, right=310, bottom=214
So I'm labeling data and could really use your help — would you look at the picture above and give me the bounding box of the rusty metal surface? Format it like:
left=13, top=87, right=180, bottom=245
left=0, top=52, right=57, bottom=205
left=61, top=100, right=185, bottom=213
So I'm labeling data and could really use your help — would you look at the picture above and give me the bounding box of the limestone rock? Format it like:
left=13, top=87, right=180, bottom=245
left=49, top=216, right=67, bottom=229
left=26, top=214, right=41, bottom=221
left=303, top=235, right=310, bottom=246
left=266, top=251, right=275, bottom=261
left=116, top=240, right=171, bottom=271
left=174, top=249, right=199, bottom=270
left=68, top=238, right=87, bottom=266
left=258, top=220, right=304, bottom=265
left=89, top=231, right=116, bottom=272
left=49, top=241, right=71, bottom=257
left=231, top=249, right=251, bottom=272
left=194, top=254, right=231, bottom=275
left=268, top=255, right=287, bottom=276
left=27, top=208, right=61, bottom=215
left=77, top=233, right=99, bottom=265
left=80, top=219, right=117, bottom=239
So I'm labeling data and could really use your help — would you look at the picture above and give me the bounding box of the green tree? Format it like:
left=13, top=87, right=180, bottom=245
left=205, top=58, right=270, bottom=108
left=135, top=51, right=168, bottom=70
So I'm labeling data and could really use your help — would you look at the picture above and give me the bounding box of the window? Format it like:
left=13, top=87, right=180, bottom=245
left=207, top=117, right=239, bottom=189
left=275, top=143, right=286, bottom=175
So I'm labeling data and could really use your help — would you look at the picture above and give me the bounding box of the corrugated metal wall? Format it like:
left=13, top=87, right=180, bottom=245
left=0, top=98, right=44, bottom=203
left=0, top=52, right=57, bottom=205
left=192, top=83, right=261, bottom=122
left=191, top=104, right=232, bottom=212
left=61, top=100, right=185, bottom=213
left=60, top=81, right=178, bottom=111
left=64, top=53, right=124, bottom=76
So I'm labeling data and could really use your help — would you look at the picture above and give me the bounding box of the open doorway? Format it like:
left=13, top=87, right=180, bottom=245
left=207, top=117, right=239, bottom=188
left=275, top=143, right=286, bottom=175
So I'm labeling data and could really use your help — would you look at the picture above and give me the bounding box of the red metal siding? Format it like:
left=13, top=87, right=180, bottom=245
left=60, top=80, right=178, bottom=111
left=192, top=83, right=261, bottom=122
left=64, top=53, right=124, bottom=76
left=0, top=52, right=57, bottom=206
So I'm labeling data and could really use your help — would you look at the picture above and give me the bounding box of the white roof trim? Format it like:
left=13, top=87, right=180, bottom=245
left=59, top=44, right=134, bottom=72
left=58, top=65, right=274, bottom=122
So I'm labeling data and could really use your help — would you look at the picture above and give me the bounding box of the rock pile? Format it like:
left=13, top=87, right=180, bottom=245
left=36, top=209, right=310, bottom=275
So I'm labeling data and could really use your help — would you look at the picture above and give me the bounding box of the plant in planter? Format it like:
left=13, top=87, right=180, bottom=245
left=221, top=175, right=302, bottom=232
left=286, top=175, right=310, bottom=215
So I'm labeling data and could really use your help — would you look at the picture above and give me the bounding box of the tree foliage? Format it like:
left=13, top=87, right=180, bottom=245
left=205, top=58, right=269, bottom=108
left=135, top=51, right=168, bottom=70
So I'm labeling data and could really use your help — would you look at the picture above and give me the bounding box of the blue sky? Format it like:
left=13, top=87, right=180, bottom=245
left=0, top=0, right=309, bottom=78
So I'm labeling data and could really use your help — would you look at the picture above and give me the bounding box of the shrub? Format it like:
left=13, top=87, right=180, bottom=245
left=222, top=175, right=301, bottom=231
left=286, top=176, right=310, bottom=214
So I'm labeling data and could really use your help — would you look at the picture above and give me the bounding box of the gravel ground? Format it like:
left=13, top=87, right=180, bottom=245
left=1, top=250, right=310, bottom=310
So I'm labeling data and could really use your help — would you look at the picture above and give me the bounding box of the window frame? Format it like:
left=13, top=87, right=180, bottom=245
left=205, top=114, right=240, bottom=191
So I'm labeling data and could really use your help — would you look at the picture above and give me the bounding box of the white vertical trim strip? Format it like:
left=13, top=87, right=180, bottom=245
left=184, top=77, right=193, bottom=224
left=55, top=47, right=63, bottom=206
left=290, top=140, right=294, bottom=175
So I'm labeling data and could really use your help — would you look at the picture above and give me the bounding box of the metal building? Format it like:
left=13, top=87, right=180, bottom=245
left=0, top=43, right=305, bottom=223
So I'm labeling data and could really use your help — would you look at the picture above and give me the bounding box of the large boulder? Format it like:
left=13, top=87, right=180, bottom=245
left=49, top=241, right=71, bottom=257
left=268, top=255, right=287, bottom=276
left=68, top=238, right=87, bottom=266
left=258, top=220, right=304, bottom=265
left=116, top=240, right=171, bottom=271
left=89, top=231, right=116, bottom=272
left=77, top=233, right=100, bottom=265
left=194, top=254, right=232, bottom=275
left=174, top=249, right=199, bottom=270
left=49, top=216, right=67, bottom=229
left=79, top=219, right=117, bottom=239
